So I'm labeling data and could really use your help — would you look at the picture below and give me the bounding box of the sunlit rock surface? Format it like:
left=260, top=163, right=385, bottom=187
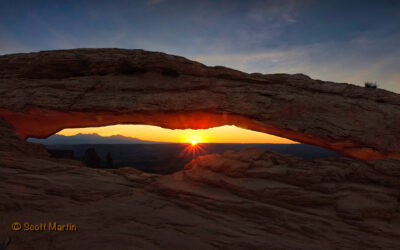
left=1, top=49, right=400, bottom=159
left=1, top=140, right=400, bottom=249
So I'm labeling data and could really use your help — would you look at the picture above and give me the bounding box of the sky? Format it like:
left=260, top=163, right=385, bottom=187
left=59, top=125, right=296, bottom=143
left=2, top=0, right=399, bottom=143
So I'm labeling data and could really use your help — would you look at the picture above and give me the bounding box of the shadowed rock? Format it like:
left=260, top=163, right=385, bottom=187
left=0, top=49, right=400, bottom=160
left=1, top=142, right=400, bottom=249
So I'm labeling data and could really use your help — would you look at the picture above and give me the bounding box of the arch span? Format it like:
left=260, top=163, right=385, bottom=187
left=1, top=48, right=400, bottom=160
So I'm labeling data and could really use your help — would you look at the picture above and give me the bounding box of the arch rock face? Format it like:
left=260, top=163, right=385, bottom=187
left=1, top=48, right=400, bottom=160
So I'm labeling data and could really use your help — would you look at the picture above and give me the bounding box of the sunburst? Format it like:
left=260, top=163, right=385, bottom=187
left=180, top=135, right=207, bottom=158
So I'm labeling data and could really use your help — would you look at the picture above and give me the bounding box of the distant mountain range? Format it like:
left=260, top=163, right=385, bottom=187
left=28, top=133, right=164, bottom=144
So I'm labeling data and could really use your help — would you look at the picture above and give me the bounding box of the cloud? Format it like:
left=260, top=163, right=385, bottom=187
left=190, top=38, right=400, bottom=94
left=246, top=0, right=308, bottom=24
left=192, top=49, right=307, bottom=68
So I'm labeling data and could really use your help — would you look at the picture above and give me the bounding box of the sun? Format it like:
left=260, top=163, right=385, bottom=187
left=182, top=136, right=207, bottom=158
left=186, top=135, right=203, bottom=145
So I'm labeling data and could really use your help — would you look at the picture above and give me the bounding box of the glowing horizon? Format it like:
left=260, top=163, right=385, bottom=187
left=57, top=124, right=297, bottom=144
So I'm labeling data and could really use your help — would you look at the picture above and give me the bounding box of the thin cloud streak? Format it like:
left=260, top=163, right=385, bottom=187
left=191, top=40, right=400, bottom=93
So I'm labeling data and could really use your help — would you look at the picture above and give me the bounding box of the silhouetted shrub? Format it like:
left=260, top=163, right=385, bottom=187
left=82, top=148, right=101, bottom=168
left=365, top=82, right=377, bottom=88
left=106, top=152, right=114, bottom=168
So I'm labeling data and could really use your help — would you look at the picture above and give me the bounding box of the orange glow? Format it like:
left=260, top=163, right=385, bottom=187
left=57, top=124, right=297, bottom=144
left=186, top=134, right=203, bottom=145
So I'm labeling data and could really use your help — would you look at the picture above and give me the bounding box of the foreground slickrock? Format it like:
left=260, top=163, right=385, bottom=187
left=1, top=138, right=400, bottom=249
left=1, top=49, right=400, bottom=160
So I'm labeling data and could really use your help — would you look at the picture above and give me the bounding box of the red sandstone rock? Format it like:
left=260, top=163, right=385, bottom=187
left=1, top=49, right=400, bottom=249
left=1, top=140, right=400, bottom=249
left=1, top=49, right=400, bottom=160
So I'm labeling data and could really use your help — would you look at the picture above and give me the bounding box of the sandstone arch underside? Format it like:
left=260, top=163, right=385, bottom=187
left=0, top=48, right=400, bottom=160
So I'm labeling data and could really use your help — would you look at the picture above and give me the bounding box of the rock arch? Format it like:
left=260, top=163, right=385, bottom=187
left=1, top=48, right=400, bottom=160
